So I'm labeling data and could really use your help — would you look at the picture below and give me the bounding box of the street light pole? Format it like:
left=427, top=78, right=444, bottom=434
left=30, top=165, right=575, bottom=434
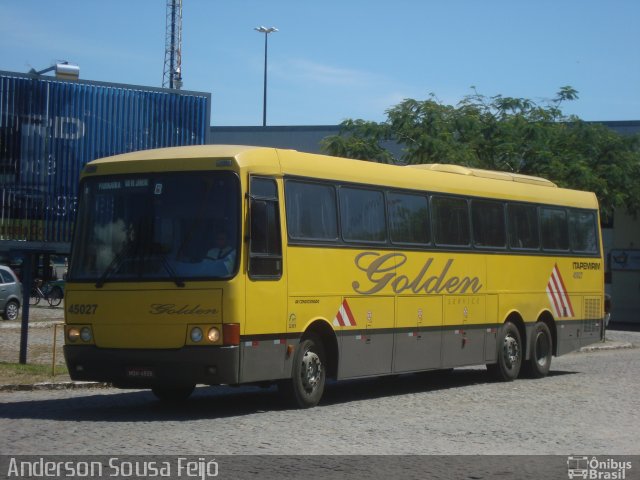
left=254, top=26, right=278, bottom=127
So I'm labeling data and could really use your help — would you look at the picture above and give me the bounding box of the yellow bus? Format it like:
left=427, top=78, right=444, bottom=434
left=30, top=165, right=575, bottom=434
left=64, top=145, right=605, bottom=407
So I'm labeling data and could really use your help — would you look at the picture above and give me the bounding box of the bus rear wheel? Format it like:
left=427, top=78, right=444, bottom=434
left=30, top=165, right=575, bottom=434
left=279, top=334, right=326, bottom=408
left=151, top=385, right=194, bottom=403
left=522, top=321, right=552, bottom=378
left=487, top=321, right=522, bottom=381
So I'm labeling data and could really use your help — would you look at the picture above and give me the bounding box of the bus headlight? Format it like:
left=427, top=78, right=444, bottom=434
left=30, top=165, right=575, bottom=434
left=67, top=328, right=80, bottom=342
left=190, top=327, right=203, bottom=343
left=80, top=327, right=92, bottom=342
left=207, top=327, right=220, bottom=343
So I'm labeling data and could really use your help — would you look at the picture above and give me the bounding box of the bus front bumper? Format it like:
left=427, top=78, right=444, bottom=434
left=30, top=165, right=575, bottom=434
left=63, top=345, right=240, bottom=388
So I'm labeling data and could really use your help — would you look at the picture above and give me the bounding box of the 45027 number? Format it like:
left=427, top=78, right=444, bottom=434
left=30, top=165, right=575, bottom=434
left=67, top=304, right=98, bottom=315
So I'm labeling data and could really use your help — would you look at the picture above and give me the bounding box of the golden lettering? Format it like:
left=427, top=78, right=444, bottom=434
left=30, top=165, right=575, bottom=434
left=353, top=252, right=483, bottom=295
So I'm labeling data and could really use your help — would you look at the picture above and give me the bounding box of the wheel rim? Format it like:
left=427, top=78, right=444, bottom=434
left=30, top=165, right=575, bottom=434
left=503, top=333, right=520, bottom=370
left=535, top=331, right=550, bottom=367
left=300, top=349, right=322, bottom=393
left=6, top=302, right=18, bottom=320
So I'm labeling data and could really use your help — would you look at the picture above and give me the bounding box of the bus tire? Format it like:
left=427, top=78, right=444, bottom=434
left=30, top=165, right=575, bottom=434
left=151, top=385, right=194, bottom=403
left=279, top=334, right=326, bottom=408
left=487, top=321, right=522, bottom=382
left=522, top=321, right=552, bottom=378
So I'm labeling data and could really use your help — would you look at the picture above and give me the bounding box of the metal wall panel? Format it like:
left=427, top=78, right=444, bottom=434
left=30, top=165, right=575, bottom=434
left=0, top=71, right=211, bottom=244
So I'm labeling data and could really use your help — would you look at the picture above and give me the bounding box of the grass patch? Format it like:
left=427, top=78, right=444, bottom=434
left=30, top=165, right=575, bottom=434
left=0, top=361, right=70, bottom=385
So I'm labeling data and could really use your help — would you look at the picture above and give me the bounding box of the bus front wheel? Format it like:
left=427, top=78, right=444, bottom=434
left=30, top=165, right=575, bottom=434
left=151, top=385, right=195, bottom=403
left=487, top=321, right=522, bottom=381
left=279, top=334, right=326, bottom=408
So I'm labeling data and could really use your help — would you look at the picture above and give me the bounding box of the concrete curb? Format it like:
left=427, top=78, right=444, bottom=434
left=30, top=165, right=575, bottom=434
left=0, top=381, right=110, bottom=392
left=0, top=321, right=62, bottom=329
left=579, top=341, right=634, bottom=353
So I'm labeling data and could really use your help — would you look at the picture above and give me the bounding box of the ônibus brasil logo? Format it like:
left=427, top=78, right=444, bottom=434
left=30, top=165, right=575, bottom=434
left=567, top=456, right=632, bottom=479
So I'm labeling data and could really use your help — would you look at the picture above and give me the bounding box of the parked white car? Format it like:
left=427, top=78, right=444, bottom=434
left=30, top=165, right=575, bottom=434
left=0, top=265, right=22, bottom=321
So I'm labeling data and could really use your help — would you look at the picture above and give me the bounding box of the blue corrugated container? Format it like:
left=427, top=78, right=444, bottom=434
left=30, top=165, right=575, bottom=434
left=0, top=70, right=211, bottom=245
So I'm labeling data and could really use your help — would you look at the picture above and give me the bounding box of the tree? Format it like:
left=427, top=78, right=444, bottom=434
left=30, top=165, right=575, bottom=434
left=321, top=87, right=640, bottom=221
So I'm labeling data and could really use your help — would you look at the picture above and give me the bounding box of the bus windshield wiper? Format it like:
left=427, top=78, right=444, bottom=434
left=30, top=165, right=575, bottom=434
left=157, top=253, right=185, bottom=288
left=95, top=241, right=136, bottom=288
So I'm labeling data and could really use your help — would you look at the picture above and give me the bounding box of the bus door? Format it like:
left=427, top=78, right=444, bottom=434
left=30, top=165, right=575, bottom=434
left=242, top=176, right=287, bottom=383
left=393, top=296, right=443, bottom=372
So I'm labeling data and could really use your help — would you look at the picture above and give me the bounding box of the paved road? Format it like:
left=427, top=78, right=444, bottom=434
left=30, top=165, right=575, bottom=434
left=1, top=333, right=638, bottom=456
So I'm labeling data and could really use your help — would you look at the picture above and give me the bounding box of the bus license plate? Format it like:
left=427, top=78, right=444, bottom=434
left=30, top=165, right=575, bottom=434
left=126, top=367, right=155, bottom=378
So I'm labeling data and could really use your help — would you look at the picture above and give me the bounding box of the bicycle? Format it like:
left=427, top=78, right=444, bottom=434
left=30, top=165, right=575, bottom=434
left=29, top=279, right=64, bottom=307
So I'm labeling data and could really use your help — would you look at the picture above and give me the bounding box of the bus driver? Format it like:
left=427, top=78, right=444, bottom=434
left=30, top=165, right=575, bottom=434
left=204, top=231, right=236, bottom=275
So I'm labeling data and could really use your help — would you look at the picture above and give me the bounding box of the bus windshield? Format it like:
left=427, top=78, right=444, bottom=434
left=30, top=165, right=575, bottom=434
left=69, top=171, right=240, bottom=284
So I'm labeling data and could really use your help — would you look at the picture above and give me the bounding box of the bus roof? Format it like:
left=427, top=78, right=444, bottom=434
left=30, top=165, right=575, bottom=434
left=86, top=145, right=598, bottom=210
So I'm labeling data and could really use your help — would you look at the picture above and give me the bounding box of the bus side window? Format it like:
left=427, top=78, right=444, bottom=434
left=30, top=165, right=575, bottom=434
left=471, top=199, right=506, bottom=248
left=569, top=210, right=598, bottom=253
left=508, top=203, right=540, bottom=250
left=388, top=192, right=430, bottom=245
left=285, top=180, right=338, bottom=241
left=249, top=177, right=282, bottom=279
left=432, top=196, right=470, bottom=247
left=340, top=187, right=387, bottom=243
left=541, top=207, right=569, bottom=251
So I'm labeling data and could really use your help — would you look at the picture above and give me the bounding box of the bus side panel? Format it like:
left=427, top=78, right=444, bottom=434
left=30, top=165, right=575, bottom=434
left=441, top=295, right=486, bottom=367
left=556, top=320, right=582, bottom=355
left=288, top=246, right=398, bottom=380
left=337, top=296, right=394, bottom=379
left=554, top=297, right=602, bottom=355
left=240, top=339, right=291, bottom=383
left=553, top=293, right=598, bottom=354
left=498, top=293, right=549, bottom=324
left=484, top=295, right=499, bottom=363
left=581, top=296, right=604, bottom=346
left=393, top=296, right=443, bottom=373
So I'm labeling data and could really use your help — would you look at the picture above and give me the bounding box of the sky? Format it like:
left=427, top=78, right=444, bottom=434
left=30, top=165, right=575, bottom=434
left=1, top=0, right=639, bottom=126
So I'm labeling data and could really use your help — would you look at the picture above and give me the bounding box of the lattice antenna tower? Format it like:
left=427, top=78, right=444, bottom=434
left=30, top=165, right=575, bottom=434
left=162, top=0, right=183, bottom=89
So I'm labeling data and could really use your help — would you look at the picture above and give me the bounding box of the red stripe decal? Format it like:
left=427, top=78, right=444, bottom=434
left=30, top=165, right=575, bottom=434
left=342, top=300, right=357, bottom=326
left=554, top=265, right=575, bottom=316
left=547, top=265, right=574, bottom=318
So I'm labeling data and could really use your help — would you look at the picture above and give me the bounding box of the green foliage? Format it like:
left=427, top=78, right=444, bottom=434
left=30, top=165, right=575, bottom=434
left=321, top=87, right=640, bottom=219
left=321, top=119, right=395, bottom=164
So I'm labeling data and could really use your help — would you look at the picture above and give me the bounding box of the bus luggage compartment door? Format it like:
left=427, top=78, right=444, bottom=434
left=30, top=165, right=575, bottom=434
left=441, top=295, right=486, bottom=367
left=337, top=296, right=393, bottom=379
left=393, top=296, right=443, bottom=373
